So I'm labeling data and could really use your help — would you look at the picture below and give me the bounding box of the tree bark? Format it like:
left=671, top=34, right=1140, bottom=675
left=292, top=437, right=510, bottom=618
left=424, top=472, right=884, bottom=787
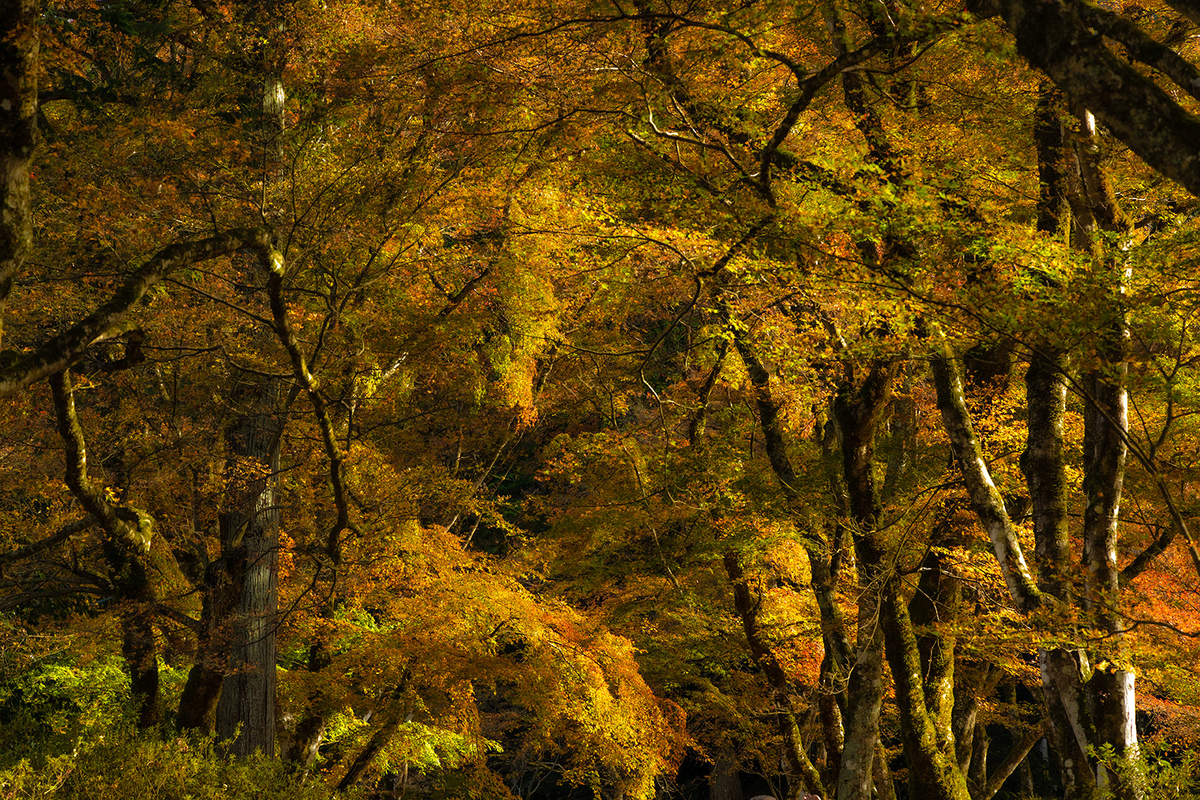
left=1022, top=349, right=1071, bottom=602
left=1079, top=285, right=1139, bottom=799
left=215, top=399, right=282, bottom=756
left=834, top=362, right=972, bottom=800
left=967, top=0, right=1200, bottom=197
left=215, top=21, right=289, bottom=754
left=0, top=0, right=37, bottom=349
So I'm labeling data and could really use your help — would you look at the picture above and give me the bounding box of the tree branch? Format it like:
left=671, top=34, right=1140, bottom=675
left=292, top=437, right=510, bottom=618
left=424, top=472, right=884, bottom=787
left=50, top=370, right=152, bottom=554
left=969, top=0, right=1200, bottom=196
left=0, top=516, right=96, bottom=567
left=0, top=228, right=272, bottom=397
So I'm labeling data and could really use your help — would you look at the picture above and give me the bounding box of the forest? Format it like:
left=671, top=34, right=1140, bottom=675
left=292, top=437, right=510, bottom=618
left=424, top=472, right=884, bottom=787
left=4, top=0, right=1200, bottom=798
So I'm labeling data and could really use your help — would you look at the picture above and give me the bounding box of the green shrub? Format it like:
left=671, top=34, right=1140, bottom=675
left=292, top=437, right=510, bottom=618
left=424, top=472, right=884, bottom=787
left=0, top=655, right=350, bottom=800
left=1093, top=740, right=1200, bottom=800
left=1, top=727, right=352, bottom=800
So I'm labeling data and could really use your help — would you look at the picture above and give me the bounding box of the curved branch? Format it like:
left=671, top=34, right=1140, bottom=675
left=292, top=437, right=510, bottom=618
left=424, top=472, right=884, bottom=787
left=970, top=0, right=1200, bottom=195
left=51, top=370, right=152, bottom=554
left=0, top=516, right=96, bottom=567
left=0, top=228, right=272, bottom=397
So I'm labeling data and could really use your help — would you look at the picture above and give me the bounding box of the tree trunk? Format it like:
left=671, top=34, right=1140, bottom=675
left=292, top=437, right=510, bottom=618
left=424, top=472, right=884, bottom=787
left=1071, top=99, right=1140, bottom=800
left=709, top=755, right=746, bottom=800
left=177, top=552, right=242, bottom=732
left=835, top=361, right=972, bottom=800
left=1080, top=308, right=1138, bottom=798
left=836, top=630, right=883, bottom=800
left=930, top=341, right=1042, bottom=612
left=215, top=404, right=282, bottom=756
left=0, top=0, right=37, bottom=348
left=214, top=16, right=288, bottom=754
left=729, top=329, right=874, bottom=800
left=119, top=585, right=161, bottom=729
left=724, top=552, right=827, bottom=799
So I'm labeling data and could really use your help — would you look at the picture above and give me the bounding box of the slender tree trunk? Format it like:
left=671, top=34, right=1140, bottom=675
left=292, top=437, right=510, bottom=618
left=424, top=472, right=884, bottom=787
left=967, top=722, right=989, bottom=793
left=930, top=343, right=1042, bottom=612
left=837, top=361, right=971, bottom=799
left=1024, top=348, right=1097, bottom=797
left=836, top=631, right=883, bottom=800
left=1068, top=100, right=1140, bottom=800
left=724, top=552, right=826, bottom=799
left=1081, top=311, right=1137, bottom=798
left=1023, top=349, right=1071, bottom=601
left=818, top=673, right=844, bottom=790
left=733, top=331, right=882, bottom=800
left=837, top=362, right=968, bottom=800
left=830, top=366, right=896, bottom=800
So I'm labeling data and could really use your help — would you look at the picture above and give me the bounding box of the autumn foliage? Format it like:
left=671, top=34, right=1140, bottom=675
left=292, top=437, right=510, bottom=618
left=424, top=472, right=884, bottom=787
left=5, top=1, right=1200, bottom=799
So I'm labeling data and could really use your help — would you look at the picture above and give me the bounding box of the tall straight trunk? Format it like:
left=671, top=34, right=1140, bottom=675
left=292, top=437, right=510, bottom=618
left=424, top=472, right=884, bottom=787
left=1081, top=314, right=1137, bottom=797
left=1022, top=349, right=1071, bottom=602
left=0, top=0, right=37, bottom=347
left=214, top=12, right=288, bottom=754
left=1070, top=101, right=1139, bottom=799
left=1023, top=349, right=1098, bottom=796
left=215, top=403, right=282, bottom=756
left=831, top=365, right=897, bottom=800
left=1026, top=84, right=1099, bottom=799
left=835, top=621, right=883, bottom=800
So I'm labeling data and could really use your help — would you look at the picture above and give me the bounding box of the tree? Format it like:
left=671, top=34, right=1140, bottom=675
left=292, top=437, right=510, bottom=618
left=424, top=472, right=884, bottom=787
left=10, top=1, right=1200, bottom=799
left=968, top=0, right=1200, bottom=196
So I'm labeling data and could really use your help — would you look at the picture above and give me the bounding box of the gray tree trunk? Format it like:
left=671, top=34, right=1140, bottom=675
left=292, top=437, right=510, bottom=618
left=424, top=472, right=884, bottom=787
left=215, top=404, right=282, bottom=756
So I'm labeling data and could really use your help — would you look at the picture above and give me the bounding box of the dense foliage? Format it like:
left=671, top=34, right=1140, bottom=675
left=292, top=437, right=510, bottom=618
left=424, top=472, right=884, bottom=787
left=4, top=0, right=1200, bottom=799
